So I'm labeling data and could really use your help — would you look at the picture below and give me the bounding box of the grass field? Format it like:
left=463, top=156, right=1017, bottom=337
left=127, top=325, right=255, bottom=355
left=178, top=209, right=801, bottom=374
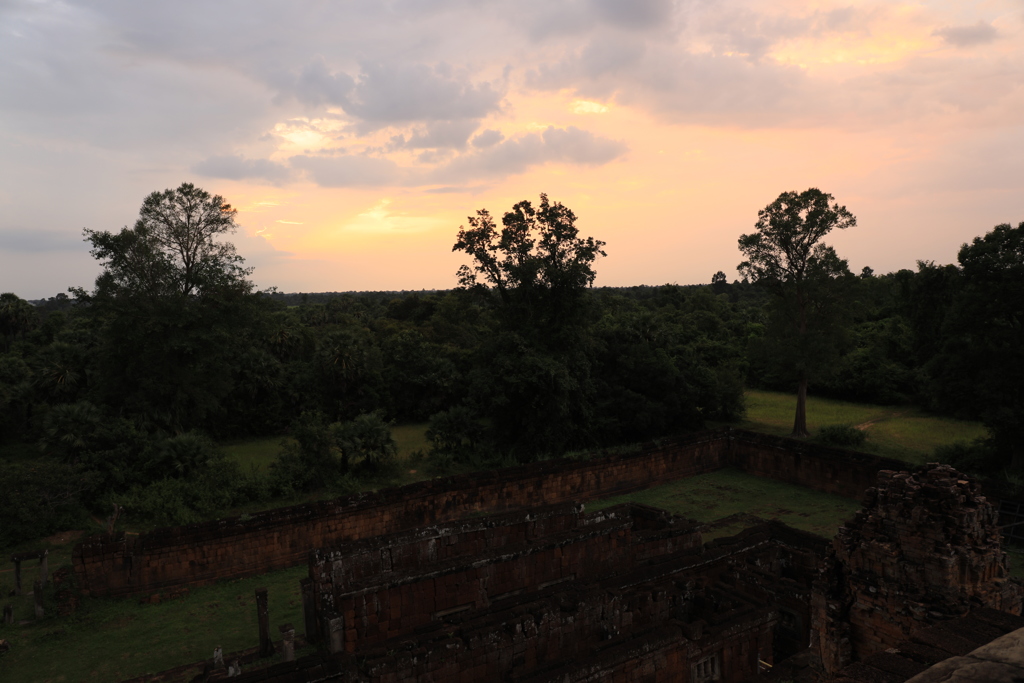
left=589, top=468, right=862, bottom=541
left=0, top=565, right=308, bottom=683
left=220, top=436, right=291, bottom=473
left=734, top=389, right=987, bottom=465
left=220, top=422, right=430, bottom=474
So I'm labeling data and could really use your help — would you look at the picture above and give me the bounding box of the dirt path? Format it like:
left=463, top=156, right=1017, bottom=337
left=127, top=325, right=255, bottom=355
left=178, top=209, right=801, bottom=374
left=854, top=410, right=906, bottom=431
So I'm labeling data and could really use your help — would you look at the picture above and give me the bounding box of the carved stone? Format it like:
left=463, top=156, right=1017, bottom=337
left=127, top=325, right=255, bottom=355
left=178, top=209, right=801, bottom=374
left=255, top=587, right=273, bottom=657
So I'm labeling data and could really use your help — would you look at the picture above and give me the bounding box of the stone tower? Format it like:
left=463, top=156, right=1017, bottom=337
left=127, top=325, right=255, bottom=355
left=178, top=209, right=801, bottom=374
left=812, top=464, right=1022, bottom=674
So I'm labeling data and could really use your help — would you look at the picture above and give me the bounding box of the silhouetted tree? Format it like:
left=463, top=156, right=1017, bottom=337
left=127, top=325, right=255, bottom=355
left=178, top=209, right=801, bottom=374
left=453, top=194, right=606, bottom=458
left=453, top=193, right=606, bottom=345
left=0, top=292, right=36, bottom=353
left=78, top=183, right=260, bottom=430
left=738, top=188, right=856, bottom=437
left=931, top=222, right=1024, bottom=469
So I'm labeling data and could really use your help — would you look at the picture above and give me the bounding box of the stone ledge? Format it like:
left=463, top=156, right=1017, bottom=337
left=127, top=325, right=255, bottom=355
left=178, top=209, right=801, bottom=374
left=904, top=626, right=1024, bottom=682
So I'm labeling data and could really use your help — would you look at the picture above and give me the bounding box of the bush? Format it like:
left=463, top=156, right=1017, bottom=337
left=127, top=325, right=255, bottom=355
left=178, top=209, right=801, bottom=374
left=110, top=457, right=244, bottom=527
left=426, top=406, right=484, bottom=463
left=271, top=410, right=399, bottom=491
left=934, top=439, right=1000, bottom=476
left=0, top=460, right=98, bottom=548
left=39, top=401, right=103, bottom=463
left=271, top=410, right=338, bottom=492
left=337, top=411, right=398, bottom=477
left=817, top=424, right=867, bottom=448
left=146, top=431, right=223, bottom=478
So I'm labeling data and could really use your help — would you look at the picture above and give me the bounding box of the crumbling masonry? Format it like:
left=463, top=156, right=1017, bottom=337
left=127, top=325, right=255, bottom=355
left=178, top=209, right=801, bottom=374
left=813, top=464, right=1022, bottom=675
left=61, top=430, right=1024, bottom=682
left=212, top=465, right=1021, bottom=682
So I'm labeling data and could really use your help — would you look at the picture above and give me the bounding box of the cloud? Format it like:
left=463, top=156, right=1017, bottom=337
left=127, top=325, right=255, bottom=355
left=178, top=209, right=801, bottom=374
left=531, top=37, right=805, bottom=126
left=933, top=22, right=998, bottom=47
left=0, top=229, right=86, bottom=253
left=289, top=58, right=356, bottom=107
left=397, top=120, right=481, bottom=149
left=471, top=129, right=505, bottom=148
left=433, top=126, right=626, bottom=182
left=192, top=155, right=293, bottom=183
left=286, top=125, right=624, bottom=188
left=590, top=0, right=675, bottom=30
left=342, top=62, right=505, bottom=127
left=541, top=126, right=627, bottom=164
left=530, top=34, right=647, bottom=89
left=289, top=153, right=403, bottom=187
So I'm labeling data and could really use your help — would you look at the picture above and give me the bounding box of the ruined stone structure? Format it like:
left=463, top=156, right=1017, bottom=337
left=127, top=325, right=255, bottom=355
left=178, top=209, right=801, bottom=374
left=229, top=502, right=827, bottom=682
left=308, top=503, right=705, bottom=653
left=813, top=464, right=1023, bottom=675
left=190, top=464, right=1021, bottom=682
left=63, top=431, right=1022, bottom=682
left=74, top=428, right=906, bottom=600
left=832, top=607, right=1024, bottom=683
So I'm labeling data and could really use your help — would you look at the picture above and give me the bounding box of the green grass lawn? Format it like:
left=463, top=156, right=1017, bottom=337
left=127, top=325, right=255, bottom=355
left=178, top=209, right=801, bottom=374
left=391, top=423, right=430, bottom=460
left=0, top=565, right=309, bottom=683
left=1008, top=547, right=1024, bottom=581
left=210, top=423, right=433, bottom=522
left=589, top=468, right=862, bottom=541
left=220, top=422, right=429, bottom=473
left=220, top=437, right=292, bottom=473
left=734, top=389, right=987, bottom=465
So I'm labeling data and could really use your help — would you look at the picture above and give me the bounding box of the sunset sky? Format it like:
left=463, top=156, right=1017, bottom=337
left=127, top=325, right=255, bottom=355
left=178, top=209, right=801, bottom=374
left=1, top=0, right=1022, bottom=299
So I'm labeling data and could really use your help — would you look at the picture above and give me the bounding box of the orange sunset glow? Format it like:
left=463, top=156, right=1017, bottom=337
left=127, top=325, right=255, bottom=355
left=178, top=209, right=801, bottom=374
left=1, top=0, right=1022, bottom=297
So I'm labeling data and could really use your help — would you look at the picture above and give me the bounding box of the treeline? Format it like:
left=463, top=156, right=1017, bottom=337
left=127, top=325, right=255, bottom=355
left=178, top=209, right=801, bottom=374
left=0, top=184, right=1020, bottom=545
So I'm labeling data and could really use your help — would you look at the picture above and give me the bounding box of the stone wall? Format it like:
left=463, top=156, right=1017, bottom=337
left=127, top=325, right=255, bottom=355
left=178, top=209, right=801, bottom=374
left=832, top=608, right=1024, bottom=683
left=215, top=511, right=826, bottom=683
left=731, top=430, right=905, bottom=499
left=812, top=464, right=1024, bottom=675
left=230, top=585, right=773, bottom=683
left=309, top=503, right=702, bottom=652
left=72, top=428, right=909, bottom=599
left=74, top=430, right=728, bottom=598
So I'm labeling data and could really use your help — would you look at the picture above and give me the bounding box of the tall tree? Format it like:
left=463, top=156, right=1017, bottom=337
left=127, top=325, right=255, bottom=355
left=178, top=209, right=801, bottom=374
left=452, top=194, right=606, bottom=458
left=78, top=183, right=260, bottom=430
left=738, top=188, right=856, bottom=437
left=85, top=182, right=250, bottom=298
left=930, top=222, right=1024, bottom=469
left=453, top=193, right=606, bottom=344
left=0, top=292, right=37, bottom=353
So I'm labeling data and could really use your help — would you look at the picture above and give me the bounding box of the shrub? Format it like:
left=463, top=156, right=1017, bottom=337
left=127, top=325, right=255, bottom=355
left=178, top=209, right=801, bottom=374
left=337, top=411, right=398, bottom=477
left=934, top=439, right=1000, bottom=476
left=272, top=410, right=399, bottom=491
left=0, top=460, right=98, bottom=548
left=110, top=457, right=243, bottom=527
left=426, top=406, right=484, bottom=463
left=817, top=424, right=866, bottom=447
left=39, top=401, right=103, bottom=463
left=271, top=410, right=338, bottom=492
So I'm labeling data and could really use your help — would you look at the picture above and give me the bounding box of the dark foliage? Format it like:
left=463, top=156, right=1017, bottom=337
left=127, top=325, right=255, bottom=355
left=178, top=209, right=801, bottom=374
left=816, top=424, right=867, bottom=448
left=0, top=461, right=99, bottom=547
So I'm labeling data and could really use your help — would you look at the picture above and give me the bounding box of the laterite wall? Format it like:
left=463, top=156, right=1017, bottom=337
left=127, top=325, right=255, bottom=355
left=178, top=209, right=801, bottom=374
left=731, top=431, right=905, bottom=499
left=73, top=429, right=729, bottom=597
left=72, top=428, right=906, bottom=598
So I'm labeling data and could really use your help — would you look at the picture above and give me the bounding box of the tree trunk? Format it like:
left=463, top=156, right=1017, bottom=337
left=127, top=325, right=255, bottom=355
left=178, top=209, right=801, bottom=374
left=792, top=377, right=809, bottom=437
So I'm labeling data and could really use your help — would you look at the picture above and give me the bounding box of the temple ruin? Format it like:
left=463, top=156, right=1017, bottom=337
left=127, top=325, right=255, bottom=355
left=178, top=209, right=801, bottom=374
left=59, top=430, right=1024, bottom=681
left=182, top=464, right=1019, bottom=682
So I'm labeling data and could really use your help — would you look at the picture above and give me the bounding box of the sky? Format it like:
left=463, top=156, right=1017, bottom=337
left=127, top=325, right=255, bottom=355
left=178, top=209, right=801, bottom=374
left=1, top=0, right=1022, bottom=299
